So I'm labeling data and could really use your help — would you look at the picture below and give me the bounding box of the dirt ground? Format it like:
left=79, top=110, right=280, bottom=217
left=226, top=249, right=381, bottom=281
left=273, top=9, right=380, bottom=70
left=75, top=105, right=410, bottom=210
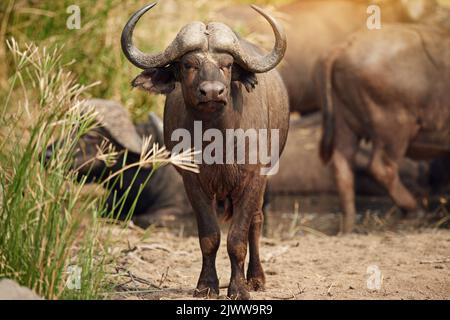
left=107, top=223, right=450, bottom=300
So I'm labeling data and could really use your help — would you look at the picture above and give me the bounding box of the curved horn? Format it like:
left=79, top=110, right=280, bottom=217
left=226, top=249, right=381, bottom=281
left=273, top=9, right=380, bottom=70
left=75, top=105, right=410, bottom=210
left=121, top=3, right=161, bottom=69
left=235, top=5, right=287, bottom=73
left=121, top=2, right=207, bottom=69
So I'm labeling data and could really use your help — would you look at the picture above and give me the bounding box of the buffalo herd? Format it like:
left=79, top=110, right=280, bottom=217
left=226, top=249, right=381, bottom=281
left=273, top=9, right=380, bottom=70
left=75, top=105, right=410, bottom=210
left=44, top=0, right=450, bottom=299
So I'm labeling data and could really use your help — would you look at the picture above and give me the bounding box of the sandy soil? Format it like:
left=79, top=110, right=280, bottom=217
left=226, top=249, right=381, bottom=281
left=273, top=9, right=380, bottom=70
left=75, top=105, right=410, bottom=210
left=107, top=225, right=450, bottom=300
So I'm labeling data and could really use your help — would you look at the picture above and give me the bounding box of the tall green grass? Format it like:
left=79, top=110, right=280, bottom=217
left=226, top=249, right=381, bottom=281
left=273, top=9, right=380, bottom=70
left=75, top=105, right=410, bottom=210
left=0, top=39, right=118, bottom=299
left=0, top=38, right=198, bottom=299
left=0, top=0, right=208, bottom=300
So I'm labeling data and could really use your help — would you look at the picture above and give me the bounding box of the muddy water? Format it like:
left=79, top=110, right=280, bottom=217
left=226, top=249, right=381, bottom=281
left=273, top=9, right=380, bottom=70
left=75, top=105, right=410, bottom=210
left=153, top=194, right=450, bottom=238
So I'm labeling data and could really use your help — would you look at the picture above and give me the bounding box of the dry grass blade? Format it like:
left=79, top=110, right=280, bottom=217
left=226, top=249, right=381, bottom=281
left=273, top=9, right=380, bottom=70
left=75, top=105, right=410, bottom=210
left=99, top=138, right=200, bottom=188
left=419, top=257, right=450, bottom=264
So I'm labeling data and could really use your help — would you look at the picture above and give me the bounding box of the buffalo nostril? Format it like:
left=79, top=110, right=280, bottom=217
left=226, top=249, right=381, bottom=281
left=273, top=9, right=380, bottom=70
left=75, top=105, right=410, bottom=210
left=199, top=88, right=207, bottom=96
left=218, top=87, right=225, bottom=96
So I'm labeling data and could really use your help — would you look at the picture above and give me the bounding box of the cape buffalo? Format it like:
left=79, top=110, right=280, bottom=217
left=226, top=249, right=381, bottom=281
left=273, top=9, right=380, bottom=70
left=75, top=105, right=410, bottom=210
left=44, top=99, right=190, bottom=228
left=121, top=3, right=289, bottom=299
left=318, top=1, right=450, bottom=233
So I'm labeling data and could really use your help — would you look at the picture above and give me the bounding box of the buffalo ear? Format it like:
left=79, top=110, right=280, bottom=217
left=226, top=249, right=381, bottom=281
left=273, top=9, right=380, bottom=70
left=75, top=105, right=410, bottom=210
left=132, top=66, right=177, bottom=95
left=232, top=64, right=258, bottom=93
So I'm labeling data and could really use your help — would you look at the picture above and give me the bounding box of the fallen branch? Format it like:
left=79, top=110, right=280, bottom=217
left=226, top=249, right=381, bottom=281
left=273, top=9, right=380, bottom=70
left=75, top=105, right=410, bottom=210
left=419, top=257, right=450, bottom=264
left=115, top=267, right=157, bottom=288
left=138, top=243, right=172, bottom=253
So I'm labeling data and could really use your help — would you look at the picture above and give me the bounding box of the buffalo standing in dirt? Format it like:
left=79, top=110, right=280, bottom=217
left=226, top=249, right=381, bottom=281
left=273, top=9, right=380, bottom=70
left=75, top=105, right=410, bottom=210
left=225, top=0, right=421, bottom=115
left=122, top=3, right=289, bottom=299
left=45, top=99, right=190, bottom=228
left=318, top=1, right=450, bottom=233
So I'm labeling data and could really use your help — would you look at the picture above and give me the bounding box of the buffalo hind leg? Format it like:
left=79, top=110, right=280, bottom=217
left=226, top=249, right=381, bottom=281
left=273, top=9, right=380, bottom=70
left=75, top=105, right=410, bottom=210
left=183, top=174, right=221, bottom=298
left=333, top=150, right=358, bottom=234
left=369, top=146, right=419, bottom=216
left=247, top=209, right=265, bottom=291
left=332, top=123, right=359, bottom=234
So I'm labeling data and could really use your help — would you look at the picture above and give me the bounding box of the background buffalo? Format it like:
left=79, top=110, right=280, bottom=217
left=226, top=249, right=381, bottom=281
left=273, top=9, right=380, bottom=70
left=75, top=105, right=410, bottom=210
left=45, top=99, right=191, bottom=228
left=318, top=1, right=450, bottom=233
left=220, top=0, right=429, bottom=114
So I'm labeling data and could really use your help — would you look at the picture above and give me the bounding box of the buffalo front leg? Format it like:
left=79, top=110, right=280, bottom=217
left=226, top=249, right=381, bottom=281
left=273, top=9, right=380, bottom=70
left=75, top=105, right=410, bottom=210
left=228, top=176, right=266, bottom=300
left=247, top=209, right=265, bottom=291
left=183, top=174, right=220, bottom=298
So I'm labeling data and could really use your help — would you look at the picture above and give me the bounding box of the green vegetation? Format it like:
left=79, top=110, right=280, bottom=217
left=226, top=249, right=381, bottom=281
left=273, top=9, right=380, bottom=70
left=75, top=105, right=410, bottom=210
left=0, top=0, right=204, bottom=299
left=0, top=38, right=195, bottom=299
left=0, top=40, right=109, bottom=299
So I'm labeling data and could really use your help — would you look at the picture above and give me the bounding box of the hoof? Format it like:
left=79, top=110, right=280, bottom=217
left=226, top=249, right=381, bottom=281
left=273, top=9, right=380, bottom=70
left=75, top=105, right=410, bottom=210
left=193, top=287, right=219, bottom=299
left=194, top=281, right=219, bottom=299
left=228, top=281, right=251, bottom=300
left=247, top=277, right=265, bottom=292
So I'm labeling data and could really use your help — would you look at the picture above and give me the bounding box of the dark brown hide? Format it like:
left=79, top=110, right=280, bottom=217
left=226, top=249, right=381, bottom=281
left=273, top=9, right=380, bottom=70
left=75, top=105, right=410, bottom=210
left=162, top=44, right=289, bottom=301
left=123, top=4, right=289, bottom=300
